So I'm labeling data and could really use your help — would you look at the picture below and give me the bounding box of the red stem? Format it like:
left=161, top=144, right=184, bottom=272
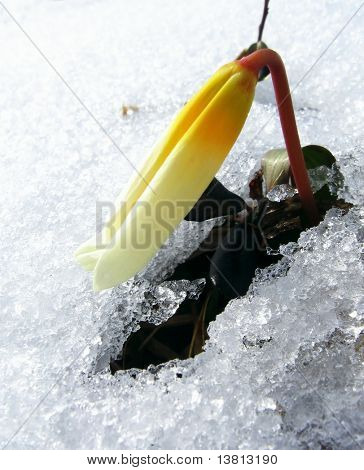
left=238, top=49, right=319, bottom=225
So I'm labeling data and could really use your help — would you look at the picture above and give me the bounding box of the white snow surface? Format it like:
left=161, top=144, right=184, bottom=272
left=1, top=0, right=363, bottom=449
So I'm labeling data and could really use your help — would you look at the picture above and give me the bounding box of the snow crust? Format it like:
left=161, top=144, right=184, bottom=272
left=0, top=0, right=363, bottom=449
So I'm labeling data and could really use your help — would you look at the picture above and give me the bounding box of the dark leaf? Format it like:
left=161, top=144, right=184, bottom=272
left=208, top=224, right=263, bottom=301
left=185, top=178, right=246, bottom=222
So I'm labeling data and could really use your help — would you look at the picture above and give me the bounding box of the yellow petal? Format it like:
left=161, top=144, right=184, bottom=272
left=93, top=67, right=257, bottom=290
left=75, top=62, right=242, bottom=270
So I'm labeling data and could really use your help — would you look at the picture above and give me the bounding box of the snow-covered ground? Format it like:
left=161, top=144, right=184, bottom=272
left=1, top=0, right=363, bottom=449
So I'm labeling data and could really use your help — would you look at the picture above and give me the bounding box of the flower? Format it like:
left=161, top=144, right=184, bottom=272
left=75, top=61, right=257, bottom=290
left=76, top=49, right=319, bottom=291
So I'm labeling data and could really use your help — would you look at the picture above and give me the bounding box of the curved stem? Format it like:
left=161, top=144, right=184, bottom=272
left=238, top=49, right=319, bottom=225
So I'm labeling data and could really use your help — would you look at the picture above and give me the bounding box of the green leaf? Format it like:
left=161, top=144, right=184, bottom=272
left=301, top=145, right=336, bottom=169
left=261, top=148, right=291, bottom=191
left=302, top=145, right=343, bottom=202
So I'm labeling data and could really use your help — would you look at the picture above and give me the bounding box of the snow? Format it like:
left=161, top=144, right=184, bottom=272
left=0, top=0, right=363, bottom=449
left=266, top=184, right=298, bottom=201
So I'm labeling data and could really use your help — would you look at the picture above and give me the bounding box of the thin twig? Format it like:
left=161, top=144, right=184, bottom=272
left=235, top=0, right=270, bottom=60
left=258, top=0, right=270, bottom=42
left=188, top=292, right=211, bottom=358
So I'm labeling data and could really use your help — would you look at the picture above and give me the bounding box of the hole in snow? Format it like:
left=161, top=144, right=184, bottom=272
left=109, top=195, right=352, bottom=373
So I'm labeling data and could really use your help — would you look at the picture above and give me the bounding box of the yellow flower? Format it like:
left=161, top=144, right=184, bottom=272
left=75, top=61, right=257, bottom=290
